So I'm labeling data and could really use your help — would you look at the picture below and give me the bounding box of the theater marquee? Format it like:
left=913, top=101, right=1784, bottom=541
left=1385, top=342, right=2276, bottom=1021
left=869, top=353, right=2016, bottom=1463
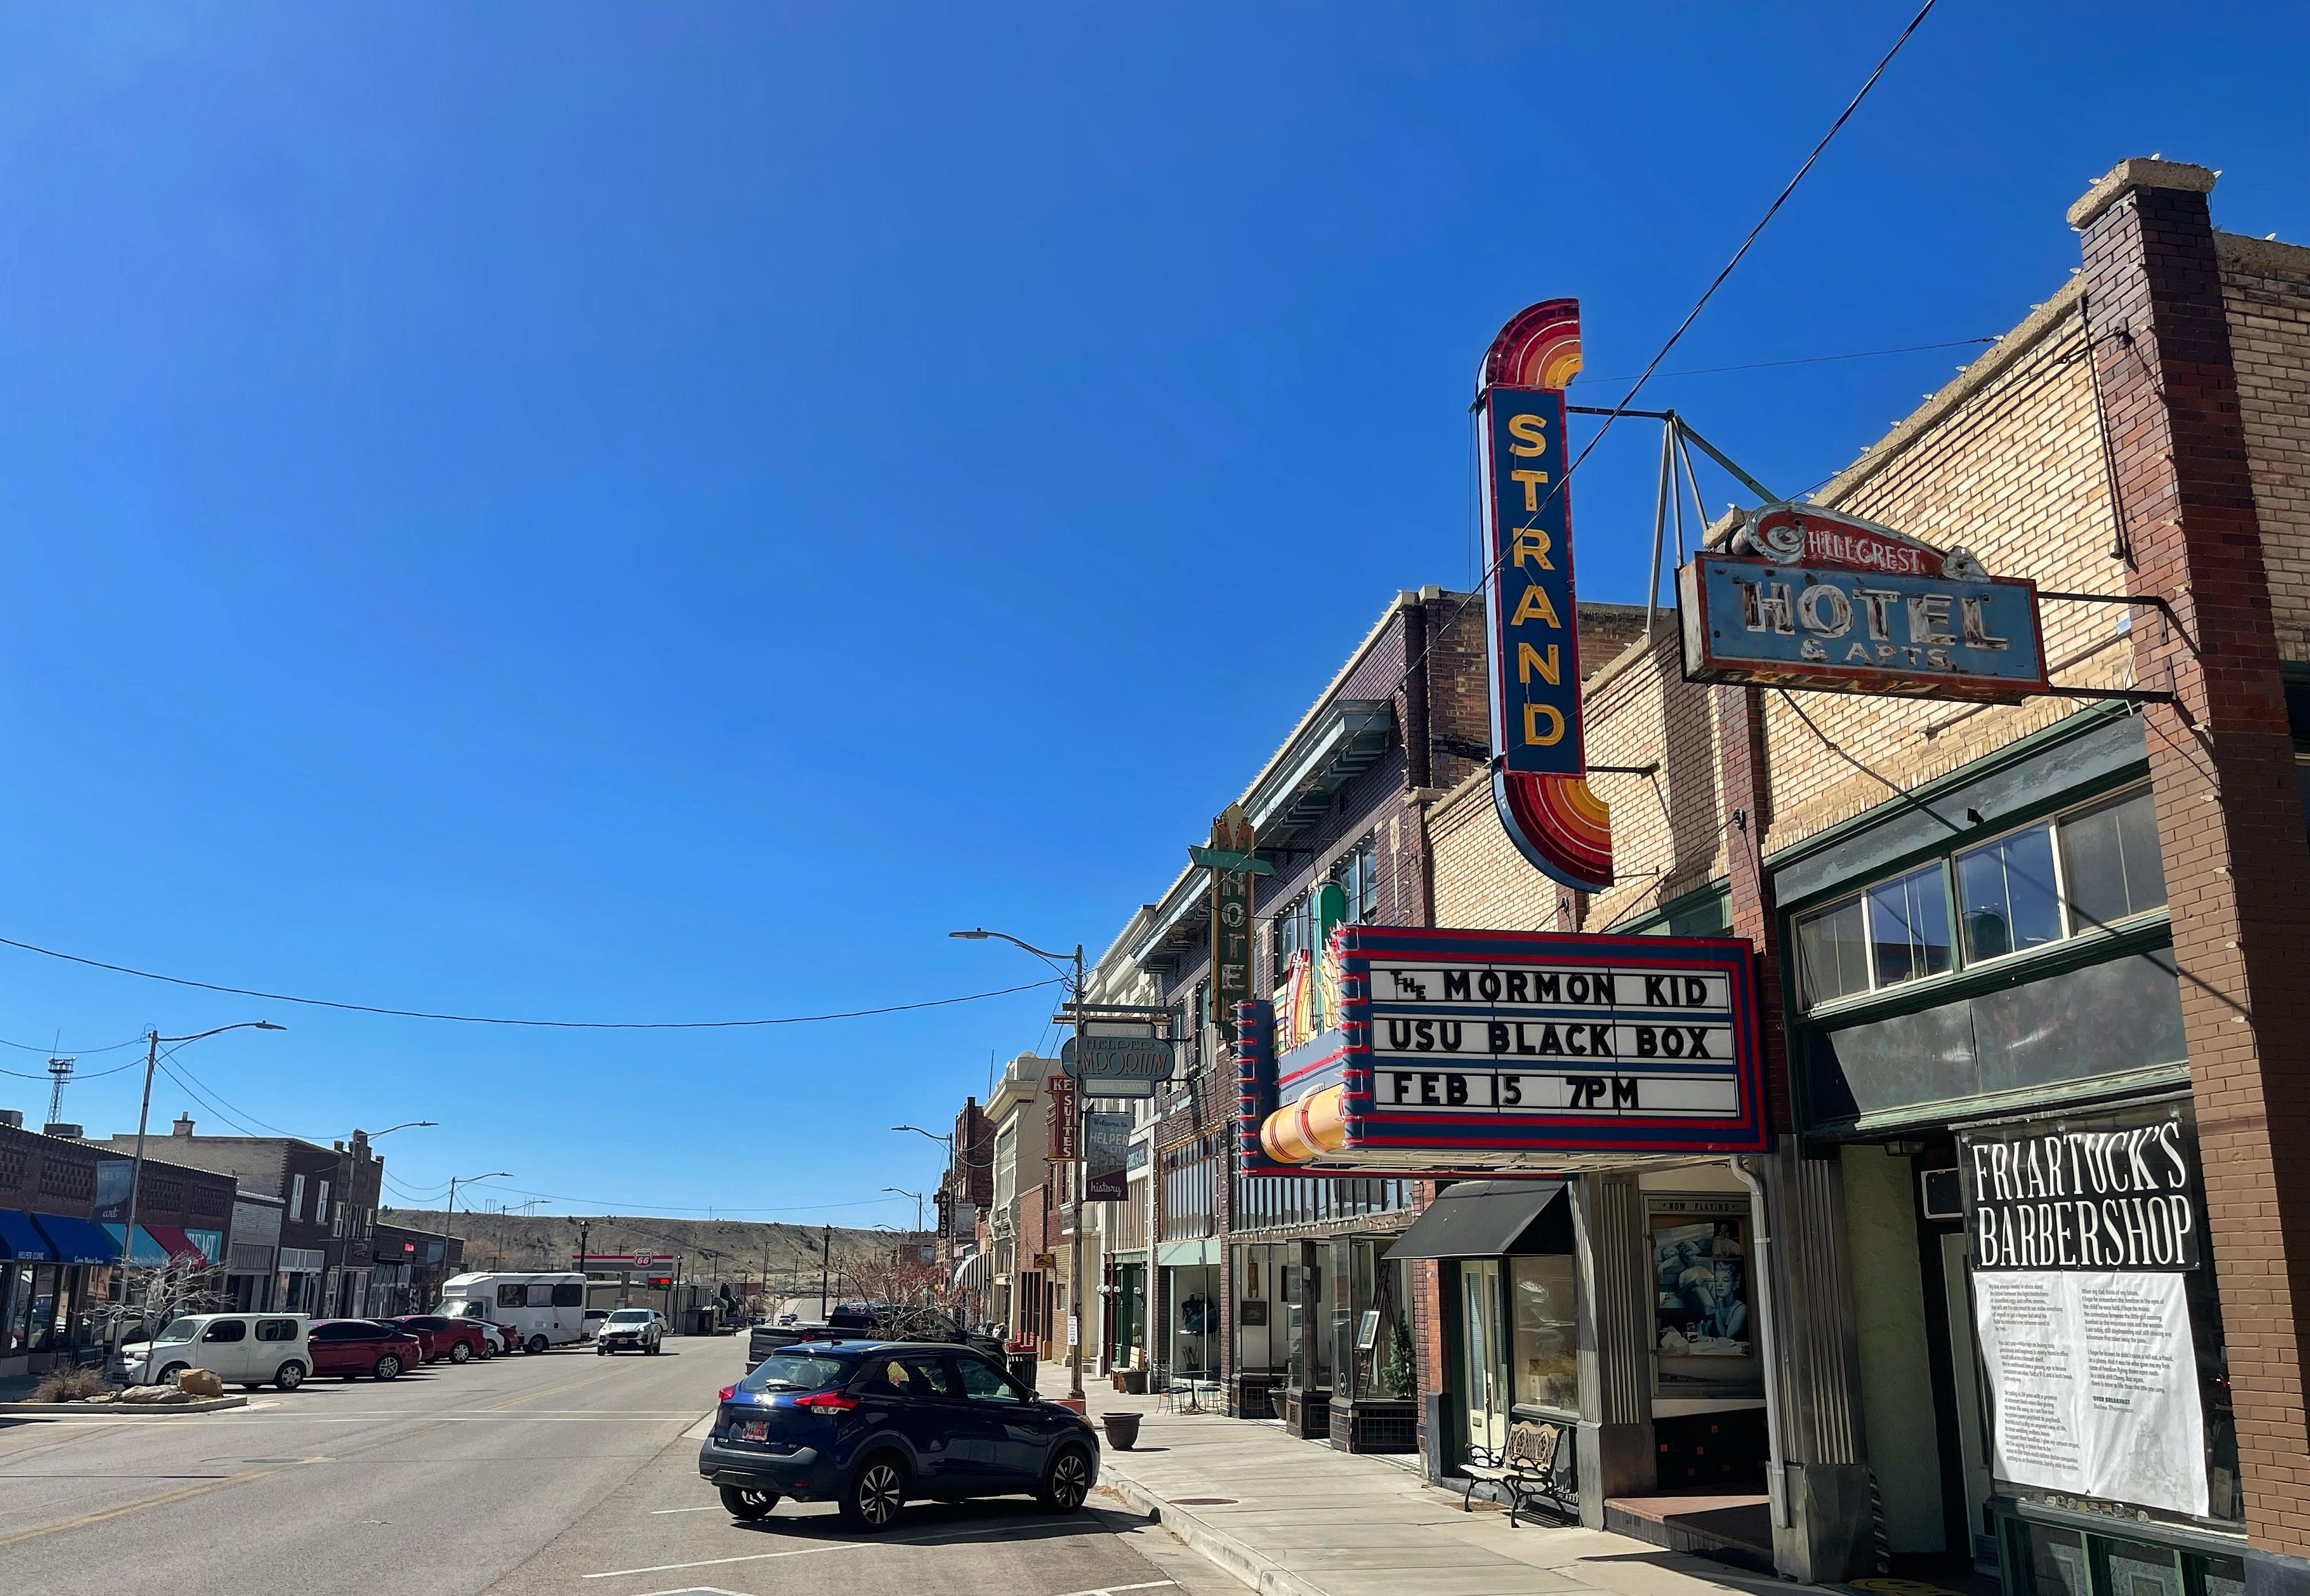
left=1238, top=925, right=1766, bottom=1177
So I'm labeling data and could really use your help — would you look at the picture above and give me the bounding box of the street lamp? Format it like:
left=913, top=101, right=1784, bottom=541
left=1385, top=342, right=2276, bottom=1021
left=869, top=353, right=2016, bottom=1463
left=363, top=1121, right=437, bottom=1138
left=951, top=926, right=1088, bottom=1404
left=112, top=1021, right=286, bottom=1376
left=445, top=1172, right=512, bottom=1240
left=884, top=1186, right=924, bottom=1237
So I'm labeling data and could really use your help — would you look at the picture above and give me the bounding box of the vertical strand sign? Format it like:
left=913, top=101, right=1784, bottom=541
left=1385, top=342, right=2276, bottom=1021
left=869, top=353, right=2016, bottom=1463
left=1477, top=299, right=1612, bottom=893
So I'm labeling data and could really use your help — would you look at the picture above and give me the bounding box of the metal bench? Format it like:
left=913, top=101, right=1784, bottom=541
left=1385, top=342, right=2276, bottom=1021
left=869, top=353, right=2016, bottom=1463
left=1460, top=1418, right=1573, bottom=1527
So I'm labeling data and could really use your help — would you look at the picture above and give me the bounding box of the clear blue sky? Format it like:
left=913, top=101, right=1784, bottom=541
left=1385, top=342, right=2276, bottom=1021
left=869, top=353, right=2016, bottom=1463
left=0, top=5, right=2300, bottom=1225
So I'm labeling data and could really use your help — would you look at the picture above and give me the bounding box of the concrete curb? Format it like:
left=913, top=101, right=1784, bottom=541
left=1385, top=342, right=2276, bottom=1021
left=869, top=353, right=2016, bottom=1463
left=0, top=1394, right=249, bottom=1418
left=1099, top=1465, right=1326, bottom=1596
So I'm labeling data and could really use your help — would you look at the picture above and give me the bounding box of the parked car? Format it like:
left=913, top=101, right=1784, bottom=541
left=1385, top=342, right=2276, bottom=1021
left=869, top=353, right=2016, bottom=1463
left=580, top=1310, right=610, bottom=1341
left=596, top=1308, right=663, bottom=1355
left=744, top=1307, right=998, bottom=1369
left=387, top=1314, right=489, bottom=1365
left=120, top=1313, right=311, bottom=1391
left=308, top=1319, right=425, bottom=1381
left=698, top=1341, right=1098, bottom=1531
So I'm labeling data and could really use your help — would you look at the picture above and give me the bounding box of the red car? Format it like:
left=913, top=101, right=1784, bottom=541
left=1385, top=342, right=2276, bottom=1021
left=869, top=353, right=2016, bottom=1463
left=388, top=1314, right=490, bottom=1365
left=309, top=1319, right=425, bottom=1381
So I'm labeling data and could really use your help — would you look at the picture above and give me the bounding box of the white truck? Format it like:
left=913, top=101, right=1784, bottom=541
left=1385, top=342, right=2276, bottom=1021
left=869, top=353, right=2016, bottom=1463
left=438, top=1271, right=588, bottom=1354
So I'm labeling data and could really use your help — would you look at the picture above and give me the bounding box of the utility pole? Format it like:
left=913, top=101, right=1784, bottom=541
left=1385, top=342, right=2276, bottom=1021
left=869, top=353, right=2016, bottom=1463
left=109, top=1022, right=284, bottom=1377
left=819, top=1224, right=830, bottom=1318
left=1069, top=940, right=1086, bottom=1405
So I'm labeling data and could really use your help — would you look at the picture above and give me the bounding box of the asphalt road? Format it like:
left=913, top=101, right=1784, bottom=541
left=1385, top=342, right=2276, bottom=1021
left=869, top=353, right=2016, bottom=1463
left=0, top=1338, right=1230, bottom=1596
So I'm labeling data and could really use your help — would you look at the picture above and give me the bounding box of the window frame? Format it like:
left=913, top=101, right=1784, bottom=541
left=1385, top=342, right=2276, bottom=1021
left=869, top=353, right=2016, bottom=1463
left=1793, top=783, right=2168, bottom=1016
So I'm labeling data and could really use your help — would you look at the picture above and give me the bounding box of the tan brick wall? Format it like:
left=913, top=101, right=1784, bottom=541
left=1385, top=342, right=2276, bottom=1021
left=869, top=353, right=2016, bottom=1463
left=1758, top=291, right=2135, bottom=857
left=2219, top=233, right=2310, bottom=662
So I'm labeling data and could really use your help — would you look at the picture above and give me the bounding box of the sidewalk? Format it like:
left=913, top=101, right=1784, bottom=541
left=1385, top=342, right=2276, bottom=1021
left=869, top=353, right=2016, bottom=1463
left=1036, top=1363, right=1802, bottom=1596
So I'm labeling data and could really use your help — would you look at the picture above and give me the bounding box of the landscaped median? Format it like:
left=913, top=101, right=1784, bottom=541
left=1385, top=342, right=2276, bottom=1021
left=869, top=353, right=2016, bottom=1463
left=0, top=1366, right=251, bottom=1419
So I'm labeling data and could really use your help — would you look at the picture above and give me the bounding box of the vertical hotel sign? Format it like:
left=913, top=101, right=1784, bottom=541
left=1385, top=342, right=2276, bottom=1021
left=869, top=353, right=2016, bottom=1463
left=1189, top=803, right=1271, bottom=1065
left=1480, top=379, right=1583, bottom=772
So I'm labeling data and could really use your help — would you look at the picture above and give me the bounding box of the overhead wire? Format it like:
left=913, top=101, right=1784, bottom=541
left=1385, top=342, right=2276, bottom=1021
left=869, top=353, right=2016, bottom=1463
left=0, top=1033, right=147, bottom=1055
left=1387, top=0, right=1940, bottom=719
left=0, top=933, right=1062, bottom=1030
left=1567, top=335, right=1994, bottom=386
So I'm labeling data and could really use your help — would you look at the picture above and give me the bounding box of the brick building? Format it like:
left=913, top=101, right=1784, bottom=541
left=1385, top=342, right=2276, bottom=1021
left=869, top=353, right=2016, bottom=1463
left=0, top=1114, right=236, bottom=1375
left=933, top=154, right=2310, bottom=1596
left=1414, top=159, right=2310, bottom=1593
left=102, top=1121, right=387, bottom=1318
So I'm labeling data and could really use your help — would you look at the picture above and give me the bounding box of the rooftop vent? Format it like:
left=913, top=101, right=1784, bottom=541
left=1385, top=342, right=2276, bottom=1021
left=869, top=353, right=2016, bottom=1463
left=42, top=1122, right=82, bottom=1139
left=0, top=1109, right=21, bottom=1129
left=172, top=1114, right=195, bottom=1137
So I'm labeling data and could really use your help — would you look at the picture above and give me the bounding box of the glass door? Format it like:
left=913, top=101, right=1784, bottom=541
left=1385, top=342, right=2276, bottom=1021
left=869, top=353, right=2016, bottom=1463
left=1460, top=1260, right=1506, bottom=1456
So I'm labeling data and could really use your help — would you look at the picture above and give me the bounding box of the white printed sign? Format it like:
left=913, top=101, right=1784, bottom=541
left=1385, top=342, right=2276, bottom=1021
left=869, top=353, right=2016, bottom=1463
left=1973, top=1270, right=2207, bottom=1517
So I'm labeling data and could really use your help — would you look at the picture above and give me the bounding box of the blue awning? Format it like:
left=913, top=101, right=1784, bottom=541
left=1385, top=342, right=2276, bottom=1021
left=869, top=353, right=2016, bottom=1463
left=0, top=1209, right=52, bottom=1261
left=32, top=1213, right=119, bottom=1266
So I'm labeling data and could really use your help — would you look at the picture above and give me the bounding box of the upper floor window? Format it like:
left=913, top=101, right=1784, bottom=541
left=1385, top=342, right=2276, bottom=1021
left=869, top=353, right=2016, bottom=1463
left=1796, top=786, right=2168, bottom=1012
left=1269, top=834, right=1381, bottom=983
left=290, top=1173, right=307, bottom=1220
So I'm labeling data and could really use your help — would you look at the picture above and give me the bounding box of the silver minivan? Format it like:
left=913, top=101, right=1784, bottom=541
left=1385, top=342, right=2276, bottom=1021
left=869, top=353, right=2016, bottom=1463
left=121, top=1313, right=312, bottom=1390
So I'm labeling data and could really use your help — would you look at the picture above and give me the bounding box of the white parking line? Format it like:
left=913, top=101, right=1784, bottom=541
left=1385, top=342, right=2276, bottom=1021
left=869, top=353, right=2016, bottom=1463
left=1051, top=1584, right=1175, bottom=1596
left=649, top=1505, right=723, bottom=1514
left=583, top=1520, right=1085, bottom=1578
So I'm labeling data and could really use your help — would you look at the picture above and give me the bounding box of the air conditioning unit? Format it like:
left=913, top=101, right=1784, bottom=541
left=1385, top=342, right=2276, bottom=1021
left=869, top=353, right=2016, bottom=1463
left=1919, top=1167, right=1964, bottom=1222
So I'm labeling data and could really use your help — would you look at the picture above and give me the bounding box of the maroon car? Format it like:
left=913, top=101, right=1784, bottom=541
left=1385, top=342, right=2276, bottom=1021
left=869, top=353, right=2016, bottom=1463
left=388, top=1314, right=489, bottom=1365
left=309, top=1319, right=425, bottom=1381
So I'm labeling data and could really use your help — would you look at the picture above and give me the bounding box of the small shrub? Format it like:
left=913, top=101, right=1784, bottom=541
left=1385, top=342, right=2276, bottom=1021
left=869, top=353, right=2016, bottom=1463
left=32, top=1367, right=113, bottom=1404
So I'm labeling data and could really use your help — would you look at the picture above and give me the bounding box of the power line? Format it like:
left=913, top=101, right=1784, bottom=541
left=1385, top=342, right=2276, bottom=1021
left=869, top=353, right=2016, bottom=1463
left=0, top=933, right=1061, bottom=1029
left=0, top=1054, right=147, bottom=1084
left=1569, top=336, right=1995, bottom=385
left=0, top=1033, right=147, bottom=1055
left=1394, top=0, right=1939, bottom=714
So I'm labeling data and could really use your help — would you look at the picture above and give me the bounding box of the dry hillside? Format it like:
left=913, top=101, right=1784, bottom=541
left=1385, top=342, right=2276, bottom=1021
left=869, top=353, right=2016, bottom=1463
left=382, top=1208, right=921, bottom=1294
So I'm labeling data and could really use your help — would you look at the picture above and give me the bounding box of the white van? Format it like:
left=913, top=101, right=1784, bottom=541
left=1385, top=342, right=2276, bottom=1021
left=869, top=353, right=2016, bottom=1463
left=438, top=1272, right=588, bottom=1354
left=121, top=1313, right=312, bottom=1390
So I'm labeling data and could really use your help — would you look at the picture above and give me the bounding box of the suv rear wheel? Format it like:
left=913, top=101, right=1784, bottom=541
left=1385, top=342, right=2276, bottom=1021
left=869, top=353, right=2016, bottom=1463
left=838, top=1455, right=908, bottom=1532
left=273, top=1361, right=306, bottom=1391
left=718, top=1484, right=778, bottom=1520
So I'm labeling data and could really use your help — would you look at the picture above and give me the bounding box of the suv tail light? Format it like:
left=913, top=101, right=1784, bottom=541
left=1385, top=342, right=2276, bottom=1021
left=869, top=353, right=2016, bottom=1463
left=718, top=1386, right=736, bottom=1402
left=793, top=1390, right=858, bottom=1412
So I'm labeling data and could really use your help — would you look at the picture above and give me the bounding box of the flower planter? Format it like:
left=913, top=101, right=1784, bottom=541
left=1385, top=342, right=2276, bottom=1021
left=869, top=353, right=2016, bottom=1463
left=1102, top=1411, right=1142, bottom=1450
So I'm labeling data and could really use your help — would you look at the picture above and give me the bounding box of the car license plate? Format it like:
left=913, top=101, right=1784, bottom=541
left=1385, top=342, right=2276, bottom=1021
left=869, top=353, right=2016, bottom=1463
left=739, top=1419, right=769, bottom=1442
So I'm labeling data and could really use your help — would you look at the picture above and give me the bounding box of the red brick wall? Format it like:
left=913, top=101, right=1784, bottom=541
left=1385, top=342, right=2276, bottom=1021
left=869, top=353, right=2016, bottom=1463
left=2078, top=162, right=2310, bottom=1560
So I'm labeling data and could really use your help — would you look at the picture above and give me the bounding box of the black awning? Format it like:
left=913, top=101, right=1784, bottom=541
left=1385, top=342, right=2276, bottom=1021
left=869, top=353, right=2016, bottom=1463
left=1383, top=1181, right=1570, bottom=1261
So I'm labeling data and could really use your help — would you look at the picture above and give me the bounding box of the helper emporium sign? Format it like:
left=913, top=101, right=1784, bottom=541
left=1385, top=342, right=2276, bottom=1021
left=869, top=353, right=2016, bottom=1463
left=1679, top=502, right=2050, bottom=702
left=1238, top=925, right=1766, bottom=1177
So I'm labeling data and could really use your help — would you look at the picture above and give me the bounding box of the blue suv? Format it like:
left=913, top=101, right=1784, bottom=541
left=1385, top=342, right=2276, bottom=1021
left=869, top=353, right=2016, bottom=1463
left=698, top=1340, right=1100, bottom=1531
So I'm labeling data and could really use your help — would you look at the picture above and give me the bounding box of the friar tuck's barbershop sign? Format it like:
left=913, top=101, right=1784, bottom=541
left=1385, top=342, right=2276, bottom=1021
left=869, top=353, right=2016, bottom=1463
left=1679, top=502, right=2050, bottom=702
left=1959, top=1110, right=2212, bottom=1519
left=1477, top=299, right=1613, bottom=895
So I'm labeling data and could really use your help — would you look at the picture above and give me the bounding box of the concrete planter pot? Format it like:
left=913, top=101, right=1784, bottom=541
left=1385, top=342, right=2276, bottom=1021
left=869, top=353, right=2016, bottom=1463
left=1102, top=1411, right=1142, bottom=1450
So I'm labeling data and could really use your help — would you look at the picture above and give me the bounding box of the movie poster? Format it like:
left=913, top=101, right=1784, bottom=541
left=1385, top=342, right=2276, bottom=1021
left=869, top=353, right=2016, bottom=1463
left=1649, top=1195, right=1759, bottom=1393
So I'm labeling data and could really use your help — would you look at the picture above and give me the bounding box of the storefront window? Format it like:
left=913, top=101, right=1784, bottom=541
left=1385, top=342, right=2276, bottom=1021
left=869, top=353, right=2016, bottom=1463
left=2017, top=1523, right=2091, bottom=1596
left=1800, top=787, right=2172, bottom=1011
left=1509, top=1256, right=1577, bottom=1413
left=1232, top=1244, right=1287, bottom=1375
left=1649, top=1196, right=1759, bottom=1396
